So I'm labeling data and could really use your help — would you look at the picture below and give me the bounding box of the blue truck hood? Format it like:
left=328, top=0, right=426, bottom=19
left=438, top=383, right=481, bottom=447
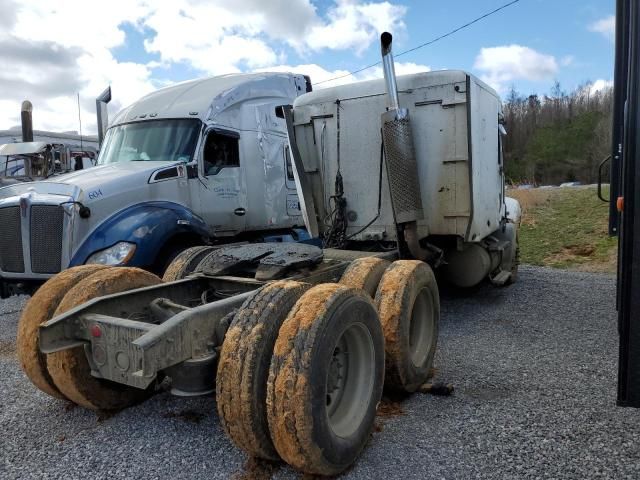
left=0, top=161, right=177, bottom=201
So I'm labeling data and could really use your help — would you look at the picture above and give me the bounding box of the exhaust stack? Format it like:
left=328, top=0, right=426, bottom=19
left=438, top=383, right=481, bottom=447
left=21, top=100, right=33, bottom=142
left=379, top=32, right=427, bottom=260
left=380, top=32, right=400, bottom=112
left=379, top=32, right=423, bottom=225
left=96, top=86, right=112, bottom=147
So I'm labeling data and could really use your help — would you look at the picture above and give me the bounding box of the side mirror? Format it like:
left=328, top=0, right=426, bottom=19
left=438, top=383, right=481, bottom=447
left=186, top=163, right=198, bottom=179
left=275, top=105, right=292, bottom=119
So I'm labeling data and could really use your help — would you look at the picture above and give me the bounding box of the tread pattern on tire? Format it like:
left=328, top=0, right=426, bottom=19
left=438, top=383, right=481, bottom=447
left=375, top=260, right=439, bottom=392
left=339, top=257, right=390, bottom=297
left=162, top=245, right=216, bottom=281
left=46, top=267, right=162, bottom=410
left=17, top=264, right=110, bottom=400
left=217, top=280, right=310, bottom=460
left=266, top=283, right=382, bottom=476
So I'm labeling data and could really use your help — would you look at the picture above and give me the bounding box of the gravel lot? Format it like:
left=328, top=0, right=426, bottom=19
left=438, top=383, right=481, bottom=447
left=1, top=265, right=639, bottom=479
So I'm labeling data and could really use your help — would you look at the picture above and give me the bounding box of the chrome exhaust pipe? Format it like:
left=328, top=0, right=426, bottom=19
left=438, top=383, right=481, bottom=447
left=21, top=100, right=33, bottom=142
left=96, top=86, right=112, bottom=147
left=380, top=32, right=400, bottom=111
left=379, top=32, right=427, bottom=260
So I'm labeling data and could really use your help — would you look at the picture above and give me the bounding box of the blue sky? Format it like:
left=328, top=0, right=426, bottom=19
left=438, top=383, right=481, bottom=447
left=113, top=0, right=615, bottom=96
left=0, top=0, right=616, bottom=133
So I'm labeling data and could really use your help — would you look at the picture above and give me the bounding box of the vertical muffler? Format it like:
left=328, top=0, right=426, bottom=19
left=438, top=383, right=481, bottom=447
left=96, top=86, right=112, bottom=147
left=380, top=32, right=423, bottom=225
left=380, top=32, right=428, bottom=260
left=21, top=100, right=33, bottom=142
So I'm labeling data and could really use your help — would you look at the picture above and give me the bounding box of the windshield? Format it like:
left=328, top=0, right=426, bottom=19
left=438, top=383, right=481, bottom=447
left=98, top=119, right=202, bottom=165
left=3, top=156, right=24, bottom=177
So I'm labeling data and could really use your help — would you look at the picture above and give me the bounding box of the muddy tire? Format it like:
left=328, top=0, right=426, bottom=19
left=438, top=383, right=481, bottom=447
left=17, top=265, right=110, bottom=400
left=217, top=280, right=310, bottom=460
left=46, top=267, right=162, bottom=410
left=339, top=257, right=390, bottom=297
left=267, top=284, right=384, bottom=476
left=375, top=260, right=439, bottom=392
left=162, top=245, right=216, bottom=281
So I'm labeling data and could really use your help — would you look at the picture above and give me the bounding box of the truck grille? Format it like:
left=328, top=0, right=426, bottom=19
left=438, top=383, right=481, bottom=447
left=0, top=206, right=24, bottom=273
left=30, top=205, right=64, bottom=274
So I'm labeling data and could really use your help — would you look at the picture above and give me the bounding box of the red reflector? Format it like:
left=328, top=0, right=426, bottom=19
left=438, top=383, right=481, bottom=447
left=90, top=325, right=102, bottom=338
left=617, top=196, right=625, bottom=213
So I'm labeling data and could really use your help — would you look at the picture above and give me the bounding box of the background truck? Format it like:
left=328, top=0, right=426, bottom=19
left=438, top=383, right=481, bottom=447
left=0, top=142, right=95, bottom=186
left=16, top=33, right=520, bottom=476
left=0, top=101, right=97, bottom=188
left=0, top=73, right=312, bottom=298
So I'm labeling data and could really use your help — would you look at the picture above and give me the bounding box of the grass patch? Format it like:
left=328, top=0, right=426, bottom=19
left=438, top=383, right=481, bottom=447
left=507, top=186, right=617, bottom=273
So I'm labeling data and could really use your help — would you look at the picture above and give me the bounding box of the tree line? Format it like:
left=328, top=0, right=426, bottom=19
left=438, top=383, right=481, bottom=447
left=502, top=81, right=613, bottom=186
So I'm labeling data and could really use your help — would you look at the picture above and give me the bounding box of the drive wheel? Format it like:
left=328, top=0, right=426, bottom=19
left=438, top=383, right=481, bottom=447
left=375, top=260, right=439, bottom=392
left=162, top=245, right=216, bottom=281
left=217, top=280, right=310, bottom=460
left=46, top=267, right=163, bottom=410
left=17, top=265, right=110, bottom=400
left=267, top=284, right=384, bottom=476
left=339, top=257, right=390, bottom=297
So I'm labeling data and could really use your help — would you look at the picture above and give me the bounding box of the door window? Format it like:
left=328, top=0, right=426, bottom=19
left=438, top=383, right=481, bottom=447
left=203, top=131, right=240, bottom=176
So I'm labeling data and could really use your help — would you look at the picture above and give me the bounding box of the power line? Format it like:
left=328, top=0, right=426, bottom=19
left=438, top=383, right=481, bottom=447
left=314, top=0, right=522, bottom=86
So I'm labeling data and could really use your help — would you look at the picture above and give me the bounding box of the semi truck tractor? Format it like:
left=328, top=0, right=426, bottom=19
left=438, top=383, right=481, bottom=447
left=0, top=73, right=312, bottom=298
left=16, top=34, right=520, bottom=476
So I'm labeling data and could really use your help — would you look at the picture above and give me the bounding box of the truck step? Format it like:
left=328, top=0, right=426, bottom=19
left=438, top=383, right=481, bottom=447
left=490, top=270, right=512, bottom=286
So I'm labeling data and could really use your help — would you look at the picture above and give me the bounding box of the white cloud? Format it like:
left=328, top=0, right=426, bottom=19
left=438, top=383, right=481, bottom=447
left=358, top=61, right=431, bottom=81
left=0, top=0, right=157, bottom=133
left=256, top=61, right=429, bottom=89
left=473, top=45, right=558, bottom=93
left=305, top=1, right=406, bottom=53
left=256, top=64, right=356, bottom=88
left=589, top=79, right=613, bottom=95
left=144, top=0, right=407, bottom=73
left=0, top=0, right=410, bottom=133
left=589, top=15, right=615, bottom=41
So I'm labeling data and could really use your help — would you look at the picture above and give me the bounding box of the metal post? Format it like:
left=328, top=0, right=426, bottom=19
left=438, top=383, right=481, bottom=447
left=616, top=0, right=640, bottom=407
left=610, top=0, right=629, bottom=237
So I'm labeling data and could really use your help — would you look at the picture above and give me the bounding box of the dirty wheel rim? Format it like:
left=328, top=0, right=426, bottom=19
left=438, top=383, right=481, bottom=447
left=408, top=287, right=435, bottom=368
left=325, top=322, right=375, bottom=438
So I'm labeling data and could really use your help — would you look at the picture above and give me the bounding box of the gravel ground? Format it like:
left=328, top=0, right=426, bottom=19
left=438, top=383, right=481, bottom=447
left=1, top=265, right=639, bottom=479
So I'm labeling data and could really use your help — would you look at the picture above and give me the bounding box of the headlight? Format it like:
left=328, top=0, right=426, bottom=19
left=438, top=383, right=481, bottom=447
left=86, top=242, right=136, bottom=265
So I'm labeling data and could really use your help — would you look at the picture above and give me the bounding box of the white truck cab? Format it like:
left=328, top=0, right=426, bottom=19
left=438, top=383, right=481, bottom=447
left=0, top=73, right=311, bottom=297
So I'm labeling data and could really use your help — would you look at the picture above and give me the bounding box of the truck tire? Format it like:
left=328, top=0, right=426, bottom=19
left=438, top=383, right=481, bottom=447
left=217, top=280, right=310, bottom=460
left=375, top=260, right=439, bottom=392
left=17, top=265, right=110, bottom=400
left=46, top=267, right=163, bottom=410
left=267, top=284, right=385, bottom=476
left=162, top=245, right=216, bottom=281
left=507, top=232, right=520, bottom=285
left=339, top=257, right=390, bottom=297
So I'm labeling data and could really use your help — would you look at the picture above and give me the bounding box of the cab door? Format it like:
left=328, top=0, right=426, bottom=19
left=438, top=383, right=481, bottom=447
left=196, top=127, right=247, bottom=237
